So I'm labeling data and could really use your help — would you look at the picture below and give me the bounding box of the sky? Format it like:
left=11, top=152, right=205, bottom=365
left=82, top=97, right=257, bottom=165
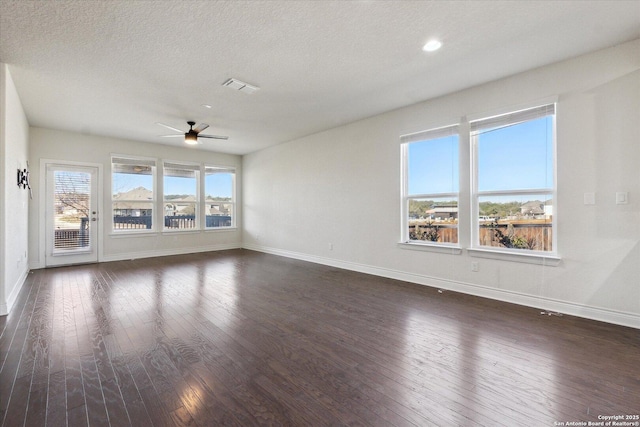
left=113, top=170, right=233, bottom=198
left=408, top=116, right=553, bottom=202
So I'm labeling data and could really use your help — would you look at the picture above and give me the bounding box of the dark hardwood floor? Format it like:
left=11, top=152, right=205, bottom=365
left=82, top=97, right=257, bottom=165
left=1, top=249, right=638, bottom=426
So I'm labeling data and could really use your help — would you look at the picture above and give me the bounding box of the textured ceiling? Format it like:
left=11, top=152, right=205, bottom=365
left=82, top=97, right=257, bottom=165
left=1, top=1, right=639, bottom=155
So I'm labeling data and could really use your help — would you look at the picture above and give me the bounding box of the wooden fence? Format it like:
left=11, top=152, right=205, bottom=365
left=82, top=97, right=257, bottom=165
left=480, top=223, right=552, bottom=251
left=409, top=224, right=458, bottom=243
left=409, top=222, right=552, bottom=251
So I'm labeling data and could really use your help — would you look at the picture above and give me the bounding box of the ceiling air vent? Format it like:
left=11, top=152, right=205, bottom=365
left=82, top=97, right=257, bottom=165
left=222, top=78, right=260, bottom=94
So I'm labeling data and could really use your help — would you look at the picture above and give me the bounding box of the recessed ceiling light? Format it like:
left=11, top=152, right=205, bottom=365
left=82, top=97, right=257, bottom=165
left=422, top=39, right=442, bottom=52
left=201, top=104, right=212, bottom=109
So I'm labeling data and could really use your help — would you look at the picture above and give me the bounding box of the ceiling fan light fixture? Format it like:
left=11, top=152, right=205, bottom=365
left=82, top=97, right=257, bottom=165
left=157, top=121, right=228, bottom=144
left=184, top=133, right=198, bottom=145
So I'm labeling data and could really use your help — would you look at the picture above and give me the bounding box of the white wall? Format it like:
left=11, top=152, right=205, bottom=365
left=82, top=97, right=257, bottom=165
left=0, top=64, right=30, bottom=315
left=243, top=40, right=640, bottom=328
left=29, top=128, right=242, bottom=268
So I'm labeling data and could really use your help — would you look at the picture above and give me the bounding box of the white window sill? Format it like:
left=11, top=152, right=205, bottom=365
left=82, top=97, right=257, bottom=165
left=398, top=241, right=462, bottom=255
left=205, top=227, right=237, bottom=232
left=162, top=229, right=201, bottom=235
left=467, top=247, right=561, bottom=266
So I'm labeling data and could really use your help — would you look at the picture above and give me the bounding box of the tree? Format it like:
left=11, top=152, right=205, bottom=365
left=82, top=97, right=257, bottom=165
left=54, top=171, right=90, bottom=222
left=485, top=221, right=536, bottom=250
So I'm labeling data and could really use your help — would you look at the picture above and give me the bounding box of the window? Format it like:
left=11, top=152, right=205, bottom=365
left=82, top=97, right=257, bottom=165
left=163, top=162, right=199, bottom=231
left=53, top=169, right=92, bottom=249
left=471, top=104, right=556, bottom=253
left=401, top=125, right=459, bottom=245
left=204, top=166, right=235, bottom=229
left=111, top=156, right=156, bottom=231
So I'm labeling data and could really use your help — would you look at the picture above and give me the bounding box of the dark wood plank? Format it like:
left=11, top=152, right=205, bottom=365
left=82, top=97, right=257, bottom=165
left=110, top=356, right=153, bottom=426
left=45, top=370, right=67, bottom=427
left=2, top=375, right=30, bottom=426
left=67, top=404, right=88, bottom=427
left=137, top=386, right=175, bottom=427
left=79, top=354, right=110, bottom=427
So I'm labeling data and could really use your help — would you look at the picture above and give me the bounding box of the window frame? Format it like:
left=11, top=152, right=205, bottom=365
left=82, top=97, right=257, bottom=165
left=203, top=165, right=236, bottom=230
left=401, top=124, right=461, bottom=248
left=162, top=160, right=201, bottom=232
left=110, top=155, right=157, bottom=234
left=470, top=103, right=558, bottom=257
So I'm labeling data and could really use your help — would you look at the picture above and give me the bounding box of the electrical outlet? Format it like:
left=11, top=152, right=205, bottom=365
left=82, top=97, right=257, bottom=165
left=584, top=192, right=596, bottom=205
left=471, top=261, right=479, bottom=272
left=616, top=192, right=629, bottom=205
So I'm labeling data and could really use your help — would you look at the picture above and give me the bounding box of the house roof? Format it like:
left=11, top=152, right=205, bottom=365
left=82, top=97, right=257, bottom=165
left=1, top=1, right=638, bottom=155
left=177, top=196, right=196, bottom=202
left=426, top=207, right=458, bottom=214
left=113, top=187, right=152, bottom=201
left=521, top=201, right=543, bottom=209
left=520, top=201, right=545, bottom=215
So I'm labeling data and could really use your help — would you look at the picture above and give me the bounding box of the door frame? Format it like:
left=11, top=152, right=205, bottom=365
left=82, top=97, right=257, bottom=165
left=39, top=159, right=104, bottom=267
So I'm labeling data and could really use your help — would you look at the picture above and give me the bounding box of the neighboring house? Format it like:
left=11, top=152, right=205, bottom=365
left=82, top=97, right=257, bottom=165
left=205, top=195, right=232, bottom=216
left=165, top=195, right=197, bottom=216
left=520, top=200, right=544, bottom=216
left=425, top=205, right=458, bottom=220
left=113, top=187, right=153, bottom=216
left=208, top=205, right=224, bottom=215
left=520, top=200, right=553, bottom=219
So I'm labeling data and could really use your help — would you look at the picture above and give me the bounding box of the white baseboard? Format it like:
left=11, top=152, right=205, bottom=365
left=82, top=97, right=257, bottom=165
left=100, top=242, right=242, bottom=263
left=1, top=266, right=30, bottom=316
left=243, top=243, right=640, bottom=330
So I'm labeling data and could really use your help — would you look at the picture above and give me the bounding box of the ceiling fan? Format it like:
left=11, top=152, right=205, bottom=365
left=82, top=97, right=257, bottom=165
left=157, top=121, right=229, bottom=145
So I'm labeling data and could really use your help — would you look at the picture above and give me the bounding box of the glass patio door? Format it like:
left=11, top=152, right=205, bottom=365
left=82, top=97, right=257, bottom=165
left=45, top=164, right=99, bottom=266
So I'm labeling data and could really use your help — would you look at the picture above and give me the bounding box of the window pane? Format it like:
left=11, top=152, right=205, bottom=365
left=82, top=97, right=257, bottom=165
left=478, top=194, right=553, bottom=252
left=112, top=164, right=154, bottom=196
left=112, top=202, right=153, bottom=230
left=206, top=203, right=233, bottom=228
left=112, top=159, right=155, bottom=231
left=477, top=116, right=553, bottom=191
left=164, top=163, right=199, bottom=230
left=53, top=171, right=91, bottom=251
left=408, top=135, right=459, bottom=195
left=164, top=168, right=197, bottom=198
left=408, top=197, right=458, bottom=244
left=205, top=170, right=233, bottom=198
left=205, top=167, right=234, bottom=228
left=165, top=203, right=197, bottom=229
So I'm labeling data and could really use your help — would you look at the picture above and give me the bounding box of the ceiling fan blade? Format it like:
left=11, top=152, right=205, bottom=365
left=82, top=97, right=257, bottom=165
left=156, top=122, right=185, bottom=133
left=198, top=134, right=229, bottom=140
left=160, top=134, right=185, bottom=138
left=193, top=123, right=210, bottom=133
